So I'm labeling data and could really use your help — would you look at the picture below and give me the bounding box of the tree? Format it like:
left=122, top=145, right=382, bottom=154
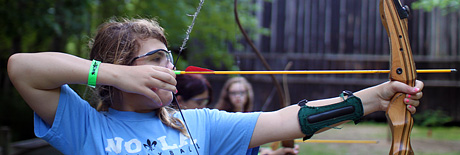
left=0, top=0, right=261, bottom=141
left=412, top=0, right=460, bottom=14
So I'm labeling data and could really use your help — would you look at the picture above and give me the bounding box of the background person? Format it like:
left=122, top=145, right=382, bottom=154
left=214, top=77, right=254, bottom=112
left=175, top=74, right=212, bottom=109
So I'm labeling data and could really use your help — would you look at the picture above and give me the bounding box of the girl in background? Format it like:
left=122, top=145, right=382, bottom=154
left=176, top=74, right=212, bottom=109
left=215, top=76, right=299, bottom=154
left=214, top=77, right=254, bottom=112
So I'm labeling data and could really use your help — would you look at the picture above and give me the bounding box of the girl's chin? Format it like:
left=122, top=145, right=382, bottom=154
left=160, top=101, right=172, bottom=107
left=232, top=102, right=243, bottom=106
left=157, top=91, right=173, bottom=102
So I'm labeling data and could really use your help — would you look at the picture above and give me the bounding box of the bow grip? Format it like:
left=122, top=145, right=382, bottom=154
left=386, top=93, right=414, bottom=155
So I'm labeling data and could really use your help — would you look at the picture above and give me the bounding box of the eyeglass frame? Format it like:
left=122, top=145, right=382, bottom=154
left=188, top=97, right=209, bottom=107
left=228, top=91, right=247, bottom=96
left=129, top=49, right=173, bottom=65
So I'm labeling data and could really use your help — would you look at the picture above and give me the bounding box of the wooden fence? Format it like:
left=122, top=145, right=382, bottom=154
left=207, top=0, right=460, bottom=122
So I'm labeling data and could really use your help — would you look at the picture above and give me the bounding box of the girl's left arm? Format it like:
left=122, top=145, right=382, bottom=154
left=249, top=80, right=423, bottom=148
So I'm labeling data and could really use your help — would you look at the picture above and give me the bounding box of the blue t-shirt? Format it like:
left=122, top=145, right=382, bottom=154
left=34, top=85, right=260, bottom=154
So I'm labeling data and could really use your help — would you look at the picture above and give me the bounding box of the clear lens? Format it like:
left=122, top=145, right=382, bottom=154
left=229, top=91, right=246, bottom=96
left=147, top=51, right=166, bottom=66
left=137, top=50, right=173, bottom=67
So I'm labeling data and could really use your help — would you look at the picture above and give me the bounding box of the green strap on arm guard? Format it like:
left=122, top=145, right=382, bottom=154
left=297, top=91, right=363, bottom=140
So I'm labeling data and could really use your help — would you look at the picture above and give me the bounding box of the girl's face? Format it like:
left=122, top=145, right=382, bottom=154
left=228, top=82, right=248, bottom=108
left=121, top=38, right=174, bottom=112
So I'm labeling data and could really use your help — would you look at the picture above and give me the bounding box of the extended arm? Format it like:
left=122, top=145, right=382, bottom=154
left=249, top=80, right=423, bottom=148
left=7, top=52, right=176, bottom=125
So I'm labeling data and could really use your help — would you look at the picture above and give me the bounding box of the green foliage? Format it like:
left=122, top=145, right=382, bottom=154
left=0, top=0, right=92, bottom=52
left=84, top=0, right=264, bottom=70
left=0, top=0, right=263, bottom=141
left=413, top=109, right=453, bottom=127
left=179, top=0, right=264, bottom=70
left=0, top=88, right=35, bottom=141
left=0, top=0, right=262, bottom=68
left=412, top=0, right=460, bottom=14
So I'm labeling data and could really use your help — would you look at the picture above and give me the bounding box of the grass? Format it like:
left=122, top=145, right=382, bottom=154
left=262, top=122, right=460, bottom=155
left=357, top=122, right=460, bottom=141
left=411, top=125, right=460, bottom=141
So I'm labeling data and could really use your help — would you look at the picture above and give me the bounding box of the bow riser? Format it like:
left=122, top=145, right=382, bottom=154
left=380, top=0, right=416, bottom=154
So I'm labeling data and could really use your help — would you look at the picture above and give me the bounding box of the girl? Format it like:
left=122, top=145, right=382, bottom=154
left=176, top=74, right=212, bottom=109
left=215, top=77, right=254, bottom=112
left=215, top=76, right=299, bottom=154
left=7, top=18, right=423, bottom=155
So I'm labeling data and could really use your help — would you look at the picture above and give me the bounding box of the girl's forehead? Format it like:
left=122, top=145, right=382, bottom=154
left=229, top=83, right=246, bottom=91
left=195, top=90, right=209, bottom=98
left=138, top=38, right=167, bottom=55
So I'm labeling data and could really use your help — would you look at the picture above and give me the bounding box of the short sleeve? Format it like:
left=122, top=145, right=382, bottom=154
left=210, top=110, right=260, bottom=153
left=180, top=109, right=260, bottom=154
left=34, top=85, right=101, bottom=154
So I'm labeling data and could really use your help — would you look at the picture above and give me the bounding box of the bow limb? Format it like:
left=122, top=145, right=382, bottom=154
left=233, top=0, right=293, bottom=153
left=380, top=0, right=416, bottom=154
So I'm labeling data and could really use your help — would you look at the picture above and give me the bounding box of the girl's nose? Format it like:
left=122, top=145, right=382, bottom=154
left=166, top=61, right=174, bottom=70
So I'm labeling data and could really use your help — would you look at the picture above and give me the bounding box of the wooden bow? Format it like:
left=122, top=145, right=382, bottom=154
left=233, top=0, right=294, bottom=153
left=380, top=0, right=416, bottom=154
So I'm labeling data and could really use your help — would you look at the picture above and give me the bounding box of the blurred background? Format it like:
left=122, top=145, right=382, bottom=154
left=1, top=0, right=459, bottom=154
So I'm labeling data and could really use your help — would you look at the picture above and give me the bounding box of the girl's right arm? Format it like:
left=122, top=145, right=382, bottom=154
left=7, top=52, right=176, bottom=126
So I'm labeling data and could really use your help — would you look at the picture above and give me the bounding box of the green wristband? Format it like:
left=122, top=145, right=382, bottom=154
left=88, top=60, right=101, bottom=88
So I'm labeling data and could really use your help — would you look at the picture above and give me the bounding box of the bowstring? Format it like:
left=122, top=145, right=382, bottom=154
left=171, top=0, right=204, bottom=154
left=174, top=0, right=205, bottom=67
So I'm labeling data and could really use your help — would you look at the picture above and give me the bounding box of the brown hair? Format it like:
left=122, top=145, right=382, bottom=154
left=88, top=18, right=186, bottom=136
left=176, top=74, right=213, bottom=105
left=214, top=77, right=254, bottom=112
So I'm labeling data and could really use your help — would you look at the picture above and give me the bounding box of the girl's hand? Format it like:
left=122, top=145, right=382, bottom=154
left=106, top=64, right=177, bottom=103
left=377, top=80, right=424, bottom=114
left=356, top=80, right=423, bottom=115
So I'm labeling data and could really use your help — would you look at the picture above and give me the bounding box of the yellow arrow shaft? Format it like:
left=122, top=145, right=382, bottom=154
left=178, top=69, right=455, bottom=75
